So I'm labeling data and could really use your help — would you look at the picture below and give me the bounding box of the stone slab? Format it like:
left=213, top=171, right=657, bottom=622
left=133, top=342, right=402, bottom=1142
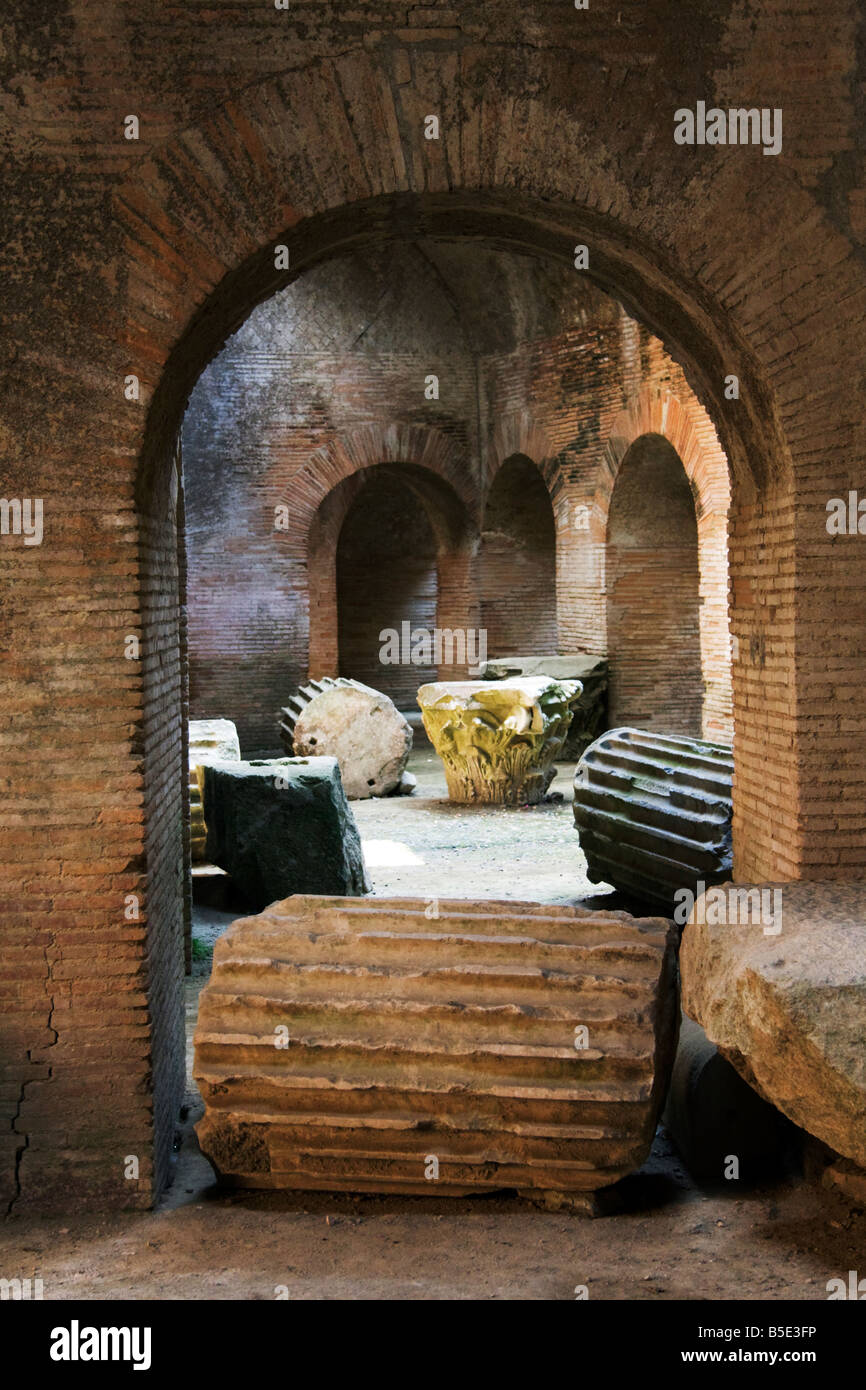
left=202, top=756, right=370, bottom=910
left=680, top=881, right=866, bottom=1168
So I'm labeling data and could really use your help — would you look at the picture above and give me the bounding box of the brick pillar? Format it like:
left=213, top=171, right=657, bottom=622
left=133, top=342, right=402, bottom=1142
left=728, top=482, right=800, bottom=881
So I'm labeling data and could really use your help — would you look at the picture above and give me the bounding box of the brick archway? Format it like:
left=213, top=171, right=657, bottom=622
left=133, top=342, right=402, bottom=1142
left=5, top=27, right=864, bottom=1212
left=303, top=451, right=480, bottom=682
left=596, top=388, right=731, bottom=520
left=123, top=56, right=795, bottom=514
left=120, top=151, right=852, bottom=1204
left=595, top=389, right=732, bottom=742
left=487, top=411, right=558, bottom=491
left=275, top=423, right=480, bottom=566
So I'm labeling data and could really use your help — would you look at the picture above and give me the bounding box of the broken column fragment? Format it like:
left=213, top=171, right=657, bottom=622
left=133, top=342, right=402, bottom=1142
left=188, top=718, right=241, bottom=862
left=479, top=654, right=608, bottom=760
left=280, top=677, right=412, bottom=799
left=663, top=1015, right=795, bottom=1181
left=202, top=756, right=370, bottom=910
left=573, top=727, right=733, bottom=907
left=194, top=894, right=678, bottom=1200
left=681, top=881, right=866, bottom=1170
left=417, top=677, right=580, bottom=804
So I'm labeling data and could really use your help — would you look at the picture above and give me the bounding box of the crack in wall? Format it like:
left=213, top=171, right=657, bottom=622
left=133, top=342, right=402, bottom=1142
left=6, top=934, right=58, bottom=1216
left=6, top=1077, right=29, bottom=1217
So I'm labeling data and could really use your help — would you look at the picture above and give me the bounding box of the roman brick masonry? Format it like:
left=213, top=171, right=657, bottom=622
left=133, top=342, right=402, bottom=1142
left=1, top=0, right=865, bottom=1222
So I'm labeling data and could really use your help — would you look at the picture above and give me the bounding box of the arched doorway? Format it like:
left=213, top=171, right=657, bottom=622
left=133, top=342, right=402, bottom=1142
left=481, top=454, right=557, bottom=657
left=337, top=470, right=438, bottom=701
left=307, top=458, right=480, bottom=688
left=115, top=177, right=806, bottom=1210
left=606, top=434, right=702, bottom=734
left=5, top=18, right=863, bottom=1219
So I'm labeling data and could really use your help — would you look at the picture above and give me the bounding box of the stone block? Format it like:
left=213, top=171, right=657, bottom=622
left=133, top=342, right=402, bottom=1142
left=573, top=727, right=733, bottom=907
left=189, top=719, right=241, bottom=862
left=479, top=654, right=608, bottom=760
left=680, top=881, right=866, bottom=1169
left=202, top=756, right=370, bottom=911
left=280, top=677, right=412, bottom=799
left=663, top=1015, right=795, bottom=1181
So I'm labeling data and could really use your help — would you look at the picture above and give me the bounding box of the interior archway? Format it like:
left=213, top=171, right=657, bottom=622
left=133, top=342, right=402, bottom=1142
left=307, top=459, right=480, bottom=688
left=337, top=470, right=438, bottom=702
left=5, top=15, right=864, bottom=1225
left=131, top=194, right=795, bottom=1205
left=605, top=434, right=702, bottom=735
left=481, top=454, right=557, bottom=658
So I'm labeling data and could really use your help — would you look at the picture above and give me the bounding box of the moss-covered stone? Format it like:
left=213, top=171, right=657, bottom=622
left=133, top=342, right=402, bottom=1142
left=203, top=756, right=370, bottom=910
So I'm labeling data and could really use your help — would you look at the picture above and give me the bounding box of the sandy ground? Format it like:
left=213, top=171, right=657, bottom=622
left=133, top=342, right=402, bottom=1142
left=2, top=751, right=863, bottom=1300
left=350, top=750, right=608, bottom=904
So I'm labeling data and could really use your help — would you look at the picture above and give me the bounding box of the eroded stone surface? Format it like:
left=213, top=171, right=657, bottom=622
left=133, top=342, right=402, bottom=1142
left=189, top=719, right=241, bottom=862
left=680, top=881, right=866, bottom=1167
left=202, top=756, right=369, bottom=910
left=195, top=895, right=678, bottom=1197
left=417, top=677, right=579, bottom=804
left=280, top=677, right=412, bottom=799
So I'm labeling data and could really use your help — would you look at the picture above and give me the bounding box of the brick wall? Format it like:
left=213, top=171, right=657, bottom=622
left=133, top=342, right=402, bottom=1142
left=480, top=454, right=558, bottom=657
left=183, top=248, right=483, bottom=751
left=481, top=314, right=732, bottom=740
left=138, top=456, right=187, bottom=1206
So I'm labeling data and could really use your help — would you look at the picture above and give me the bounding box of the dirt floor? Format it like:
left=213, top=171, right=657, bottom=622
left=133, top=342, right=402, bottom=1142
left=3, top=750, right=863, bottom=1300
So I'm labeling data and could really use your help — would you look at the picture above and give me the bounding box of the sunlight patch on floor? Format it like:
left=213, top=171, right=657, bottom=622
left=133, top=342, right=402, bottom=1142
left=361, top=838, right=426, bottom=867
